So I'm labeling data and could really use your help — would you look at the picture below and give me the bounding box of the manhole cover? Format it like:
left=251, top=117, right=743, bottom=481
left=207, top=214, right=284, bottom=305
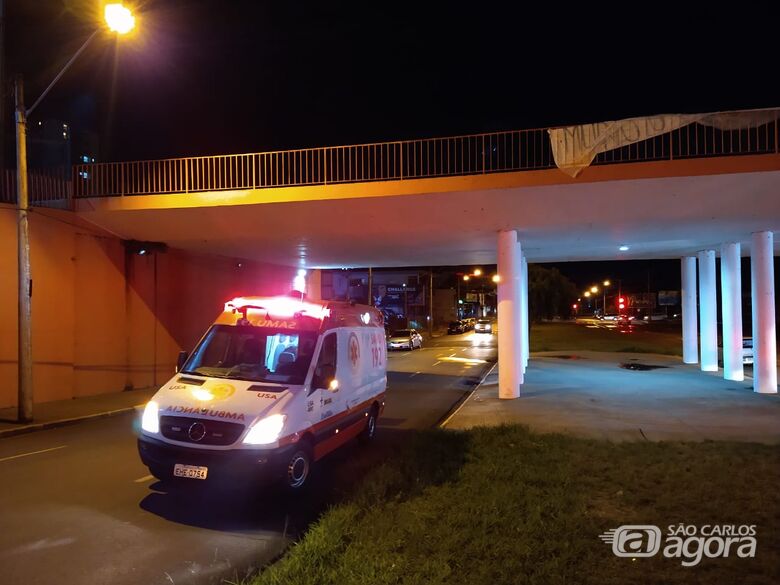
left=620, top=363, right=669, bottom=371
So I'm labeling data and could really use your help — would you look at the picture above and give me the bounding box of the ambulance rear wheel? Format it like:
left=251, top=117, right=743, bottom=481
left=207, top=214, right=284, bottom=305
left=359, top=406, right=379, bottom=444
left=284, top=442, right=312, bottom=491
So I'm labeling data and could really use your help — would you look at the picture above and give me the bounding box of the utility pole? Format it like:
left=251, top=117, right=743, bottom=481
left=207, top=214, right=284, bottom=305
left=403, top=284, right=408, bottom=326
left=15, top=77, right=32, bottom=422
left=367, top=267, right=373, bottom=306
left=428, top=269, right=433, bottom=335
left=456, top=276, right=460, bottom=319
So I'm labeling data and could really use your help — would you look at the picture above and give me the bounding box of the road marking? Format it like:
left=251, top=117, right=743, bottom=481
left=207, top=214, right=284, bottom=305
left=134, top=474, right=155, bottom=483
left=409, top=371, right=421, bottom=378
left=432, top=361, right=441, bottom=366
left=0, top=445, right=67, bottom=463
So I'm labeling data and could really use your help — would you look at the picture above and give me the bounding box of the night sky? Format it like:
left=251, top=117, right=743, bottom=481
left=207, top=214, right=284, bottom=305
left=4, top=1, right=777, bottom=162
left=2, top=1, right=777, bottom=290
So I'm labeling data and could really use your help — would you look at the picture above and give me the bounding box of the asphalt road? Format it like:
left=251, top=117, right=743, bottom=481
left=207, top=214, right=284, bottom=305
left=0, top=331, right=496, bottom=585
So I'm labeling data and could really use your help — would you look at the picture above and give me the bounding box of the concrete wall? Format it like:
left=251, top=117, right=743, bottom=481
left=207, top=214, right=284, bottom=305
left=0, top=204, right=294, bottom=408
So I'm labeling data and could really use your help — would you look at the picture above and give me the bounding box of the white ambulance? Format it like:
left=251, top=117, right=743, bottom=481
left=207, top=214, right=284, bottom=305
left=137, top=294, right=387, bottom=491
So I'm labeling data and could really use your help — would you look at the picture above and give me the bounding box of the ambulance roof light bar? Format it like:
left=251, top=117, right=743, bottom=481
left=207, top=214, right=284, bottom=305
left=224, top=296, right=331, bottom=322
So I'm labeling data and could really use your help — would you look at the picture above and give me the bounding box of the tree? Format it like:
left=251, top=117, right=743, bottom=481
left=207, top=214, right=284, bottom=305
left=528, top=265, right=578, bottom=321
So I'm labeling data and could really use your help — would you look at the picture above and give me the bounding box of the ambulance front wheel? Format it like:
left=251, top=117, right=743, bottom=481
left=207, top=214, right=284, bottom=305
left=284, top=441, right=313, bottom=491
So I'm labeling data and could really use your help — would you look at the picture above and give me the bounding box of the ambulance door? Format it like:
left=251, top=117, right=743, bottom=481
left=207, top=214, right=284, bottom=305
left=310, top=331, right=344, bottom=422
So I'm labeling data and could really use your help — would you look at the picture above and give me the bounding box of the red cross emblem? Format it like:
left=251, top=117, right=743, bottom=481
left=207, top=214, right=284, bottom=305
left=348, top=332, right=360, bottom=370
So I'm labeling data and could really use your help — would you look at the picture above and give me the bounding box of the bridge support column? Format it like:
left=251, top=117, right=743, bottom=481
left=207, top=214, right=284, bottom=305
left=720, top=243, right=744, bottom=381
left=498, top=230, right=522, bottom=398
left=698, top=250, right=718, bottom=371
left=521, top=255, right=529, bottom=372
left=681, top=256, right=698, bottom=364
left=751, top=231, right=777, bottom=393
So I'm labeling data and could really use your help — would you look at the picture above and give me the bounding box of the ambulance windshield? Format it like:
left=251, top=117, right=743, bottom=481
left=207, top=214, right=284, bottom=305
left=181, top=325, right=318, bottom=385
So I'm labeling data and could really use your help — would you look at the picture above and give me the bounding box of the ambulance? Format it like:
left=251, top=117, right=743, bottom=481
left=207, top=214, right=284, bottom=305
left=137, top=294, right=387, bottom=491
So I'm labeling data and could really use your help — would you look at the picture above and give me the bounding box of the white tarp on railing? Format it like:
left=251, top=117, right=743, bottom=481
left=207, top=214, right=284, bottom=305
left=548, top=108, right=779, bottom=177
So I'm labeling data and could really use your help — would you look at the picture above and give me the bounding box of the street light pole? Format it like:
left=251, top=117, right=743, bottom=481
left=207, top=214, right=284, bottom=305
left=14, top=4, right=135, bottom=422
left=15, top=77, right=32, bottom=423
left=456, top=276, right=460, bottom=319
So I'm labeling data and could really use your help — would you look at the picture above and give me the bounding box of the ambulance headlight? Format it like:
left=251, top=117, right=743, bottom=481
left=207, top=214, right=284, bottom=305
left=243, top=414, right=286, bottom=445
left=141, top=401, right=159, bottom=434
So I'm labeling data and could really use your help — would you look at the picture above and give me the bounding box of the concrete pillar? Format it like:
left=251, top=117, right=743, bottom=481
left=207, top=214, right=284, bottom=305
left=720, top=243, right=744, bottom=381
left=497, top=230, right=522, bottom=398
left=521, top=255, right=529, bottom=371
left=698, top=250, right=718, bottom=372
left=751, top=231, right=777, bottom=394
left=681, top=257, right=698, bottom=364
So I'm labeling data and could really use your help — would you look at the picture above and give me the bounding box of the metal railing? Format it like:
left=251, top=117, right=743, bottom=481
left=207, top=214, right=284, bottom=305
left=72, top=130, right=559, bottom=198
left=1, top=168, right=72, bottom=208
left=7, top=111, right=778, bottom=202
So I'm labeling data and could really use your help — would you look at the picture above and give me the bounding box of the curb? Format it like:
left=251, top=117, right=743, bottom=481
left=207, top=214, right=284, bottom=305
left=438, top=361, right=498, bottom=428
left=0, top=404, right=144, bottom=439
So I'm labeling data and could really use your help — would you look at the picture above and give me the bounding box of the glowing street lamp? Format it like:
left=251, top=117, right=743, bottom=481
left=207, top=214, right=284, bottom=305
left=14, top=2, right=138, bottom=422
left=105, top=3, right=136, bottom=34
left=590, top=286, right=598, bottom=294
left=583, top=291, right=591, bottom=298
left=463, top=275, right=470, bottom=281
left=602, top=280, right=611, bottom=315
left=492, top=274, right=500, bottom=283
left=473, top=268, right=482, bottom=277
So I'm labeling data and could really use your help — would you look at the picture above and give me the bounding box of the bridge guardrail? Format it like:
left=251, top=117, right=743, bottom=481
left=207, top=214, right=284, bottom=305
left=1, top=111, right=776, bottom=203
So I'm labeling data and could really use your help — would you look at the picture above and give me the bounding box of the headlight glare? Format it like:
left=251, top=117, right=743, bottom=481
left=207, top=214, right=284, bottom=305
left=243, top=414, right=286, bottom=445
left=141, top=401, right=159, bottom=433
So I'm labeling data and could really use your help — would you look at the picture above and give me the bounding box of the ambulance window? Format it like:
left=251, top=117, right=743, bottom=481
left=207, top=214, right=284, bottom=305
left=312, top=333, right=337, bottom=392
left=318, top=333, right=337, bottom=368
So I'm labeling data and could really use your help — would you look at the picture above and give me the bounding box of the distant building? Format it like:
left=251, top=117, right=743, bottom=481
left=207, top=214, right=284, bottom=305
left=27, top=119, right=98, bottom=176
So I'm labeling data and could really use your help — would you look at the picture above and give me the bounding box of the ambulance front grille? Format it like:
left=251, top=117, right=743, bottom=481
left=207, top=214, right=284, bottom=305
left=160, top=416, right=245, bottom=446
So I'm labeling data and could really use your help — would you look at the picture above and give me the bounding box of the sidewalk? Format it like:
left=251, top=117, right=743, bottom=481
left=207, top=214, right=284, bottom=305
left=0, top=387, right=155, bottom=438
left=443, top=351, right=780, bottom=443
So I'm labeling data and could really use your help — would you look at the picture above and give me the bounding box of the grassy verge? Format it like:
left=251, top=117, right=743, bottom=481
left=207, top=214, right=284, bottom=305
left=246, top=426, right=778, bottom=585
left=531, top=322, right=681, bottom=355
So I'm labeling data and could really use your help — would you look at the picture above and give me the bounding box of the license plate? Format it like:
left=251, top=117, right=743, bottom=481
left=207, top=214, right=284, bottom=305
left=173, top=464, right=208, bottom=480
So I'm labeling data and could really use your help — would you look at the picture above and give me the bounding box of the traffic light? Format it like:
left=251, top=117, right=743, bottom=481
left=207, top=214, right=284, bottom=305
left=618, top=296, right=626, bottom=310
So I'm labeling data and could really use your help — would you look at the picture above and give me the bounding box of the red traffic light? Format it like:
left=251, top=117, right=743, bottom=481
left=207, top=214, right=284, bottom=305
left=617, top=296, right=625, bottom=304
left=619, top=303, right=625, bottom=310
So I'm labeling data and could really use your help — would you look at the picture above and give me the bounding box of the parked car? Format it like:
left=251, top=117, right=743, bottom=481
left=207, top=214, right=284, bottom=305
left=742, top=337, right=754, bottom=364
left=447, top=320, right=467, bottom=334
left=387, top=328, right=423, bottom=350
left=643, top=311, right=668, bottom=321
left=718, top=337, right=754, bottom=365
left=463, top=318, right=476, bottom=330
left=474, top=318, right=493, bottom=334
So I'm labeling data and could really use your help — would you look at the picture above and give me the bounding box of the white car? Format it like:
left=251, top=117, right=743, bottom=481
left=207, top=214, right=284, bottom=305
left=387, top=328, right=423, bottom=350
left=474, top=319, right=493, bottom=333
left=718, top=337, right=754, bottom=365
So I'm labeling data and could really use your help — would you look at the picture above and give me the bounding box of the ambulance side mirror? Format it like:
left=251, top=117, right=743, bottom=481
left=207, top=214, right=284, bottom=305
left=176, top=351, right=189, bottom=373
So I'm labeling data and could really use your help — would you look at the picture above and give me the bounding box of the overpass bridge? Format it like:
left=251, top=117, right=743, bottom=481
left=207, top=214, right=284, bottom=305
left=2, top=108, right=778, bottom=401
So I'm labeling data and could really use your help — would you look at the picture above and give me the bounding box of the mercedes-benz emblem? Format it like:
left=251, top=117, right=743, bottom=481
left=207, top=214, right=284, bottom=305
left=188, top=421, right=207, bottom=442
